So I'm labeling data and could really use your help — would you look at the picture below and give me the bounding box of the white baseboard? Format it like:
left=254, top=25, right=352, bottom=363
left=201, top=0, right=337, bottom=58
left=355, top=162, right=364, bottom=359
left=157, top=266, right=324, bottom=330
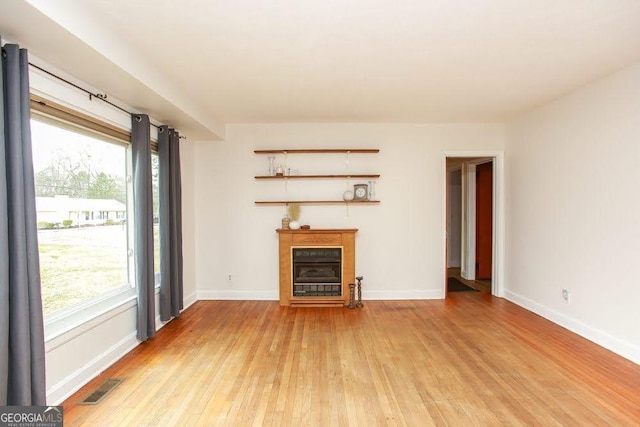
left=364, top=289, right=444, bottom=300
left=504, top=289, right=640, bottom=364
left=183, top=290, right=198, bottom=309
left=197, top=290, right=279, bottom=300
left=197, top=289, right=443, bottom=301
left=47, top=332, right=139, bottom=405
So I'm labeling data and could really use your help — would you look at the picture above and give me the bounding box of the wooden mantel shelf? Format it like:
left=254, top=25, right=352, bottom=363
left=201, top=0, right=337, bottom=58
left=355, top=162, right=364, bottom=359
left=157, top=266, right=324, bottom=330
left=277, top=228, right=358, bottom=234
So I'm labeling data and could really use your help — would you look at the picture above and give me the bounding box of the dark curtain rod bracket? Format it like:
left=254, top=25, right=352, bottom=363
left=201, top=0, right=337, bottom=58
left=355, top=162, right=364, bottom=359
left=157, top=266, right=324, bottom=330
left=28, top=61, right=185, bottom=139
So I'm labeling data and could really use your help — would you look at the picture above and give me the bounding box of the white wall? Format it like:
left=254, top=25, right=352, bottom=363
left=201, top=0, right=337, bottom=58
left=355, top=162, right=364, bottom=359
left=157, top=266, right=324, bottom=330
left=193, top=124, right=505, bottom=301
left=505, top=61, right=640, bottom=363
left=181, top=141, right=199, bottom=308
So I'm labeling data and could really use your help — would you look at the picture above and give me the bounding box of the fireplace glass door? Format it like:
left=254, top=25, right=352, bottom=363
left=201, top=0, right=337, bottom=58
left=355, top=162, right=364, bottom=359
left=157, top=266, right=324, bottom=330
left=292, top=248, right=342, bottom=296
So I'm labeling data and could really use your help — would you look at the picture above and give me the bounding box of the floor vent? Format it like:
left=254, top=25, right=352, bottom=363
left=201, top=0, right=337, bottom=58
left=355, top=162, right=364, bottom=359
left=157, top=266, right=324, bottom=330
left=79, top=378, right=123, bottom=405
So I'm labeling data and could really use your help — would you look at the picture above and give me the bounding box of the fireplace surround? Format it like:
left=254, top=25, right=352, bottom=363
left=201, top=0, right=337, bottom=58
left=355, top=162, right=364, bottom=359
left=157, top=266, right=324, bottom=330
left=277, top=229, right=357, bottom=306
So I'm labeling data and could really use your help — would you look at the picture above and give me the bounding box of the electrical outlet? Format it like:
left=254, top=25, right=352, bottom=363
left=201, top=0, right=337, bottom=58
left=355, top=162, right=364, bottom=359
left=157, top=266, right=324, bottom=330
left=561, top=289, right=570, bottom=304
left=227, top=274, right=232, bottom=282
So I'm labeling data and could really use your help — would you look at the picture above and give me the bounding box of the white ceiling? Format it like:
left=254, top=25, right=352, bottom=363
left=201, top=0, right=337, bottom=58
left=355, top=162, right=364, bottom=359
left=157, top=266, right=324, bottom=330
left=3, top=0, right=640, bottom=139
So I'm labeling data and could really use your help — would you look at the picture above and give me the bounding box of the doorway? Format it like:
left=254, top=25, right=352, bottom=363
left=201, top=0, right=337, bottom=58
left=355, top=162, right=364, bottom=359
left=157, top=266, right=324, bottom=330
left=444, top=152, right=503, bottom=298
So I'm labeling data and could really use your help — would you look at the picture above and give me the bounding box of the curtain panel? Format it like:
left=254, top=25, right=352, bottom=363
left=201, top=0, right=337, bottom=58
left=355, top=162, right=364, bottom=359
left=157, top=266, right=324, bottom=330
left=131, top=114, right=155, bottom=341
left=158, top=126, right=183, bottom=321
left=0, top=41, right=47, bottom=405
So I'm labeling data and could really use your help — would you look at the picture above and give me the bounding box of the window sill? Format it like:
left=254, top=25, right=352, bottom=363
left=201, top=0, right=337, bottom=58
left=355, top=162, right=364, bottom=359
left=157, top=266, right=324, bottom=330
left=45, top=287, right=137, bottom=351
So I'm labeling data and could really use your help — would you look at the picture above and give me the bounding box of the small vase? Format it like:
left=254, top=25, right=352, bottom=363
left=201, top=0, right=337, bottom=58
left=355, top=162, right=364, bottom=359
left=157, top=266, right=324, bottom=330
left=368, top=180, right=376, bottom=199
left=289, top=220, right=300, bottom=230
left=281, top=216, right=290, bottom=229
left=268, top=156, right=276, bottom=176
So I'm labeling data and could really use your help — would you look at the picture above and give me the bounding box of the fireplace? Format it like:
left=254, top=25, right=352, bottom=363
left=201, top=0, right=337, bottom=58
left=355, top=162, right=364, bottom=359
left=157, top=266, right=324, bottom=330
left=277, top=229, right=357, bottom=306
left=292, top=248, right=342, bottom=296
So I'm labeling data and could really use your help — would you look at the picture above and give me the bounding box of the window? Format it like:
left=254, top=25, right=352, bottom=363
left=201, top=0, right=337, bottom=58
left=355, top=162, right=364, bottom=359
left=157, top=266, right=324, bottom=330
left=31, top=117, right=134, bottom=318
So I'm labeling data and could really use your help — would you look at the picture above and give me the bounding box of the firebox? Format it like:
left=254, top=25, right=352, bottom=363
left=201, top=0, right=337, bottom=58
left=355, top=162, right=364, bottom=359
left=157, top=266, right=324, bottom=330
left=292, top=247, right=342, bottom=296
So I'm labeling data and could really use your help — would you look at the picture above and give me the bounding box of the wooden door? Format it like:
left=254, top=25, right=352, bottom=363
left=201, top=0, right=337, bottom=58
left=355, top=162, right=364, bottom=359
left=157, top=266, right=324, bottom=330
left=475, top=162, right=493, bottom=279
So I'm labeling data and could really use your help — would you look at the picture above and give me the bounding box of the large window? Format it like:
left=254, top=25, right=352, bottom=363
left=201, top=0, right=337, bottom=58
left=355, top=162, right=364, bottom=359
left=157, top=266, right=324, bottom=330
left=31, top=117, right=133, bottom=317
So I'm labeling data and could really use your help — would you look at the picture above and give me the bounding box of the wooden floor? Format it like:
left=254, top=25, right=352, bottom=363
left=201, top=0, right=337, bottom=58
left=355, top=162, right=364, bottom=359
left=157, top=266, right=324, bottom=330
left=62, top=296, right=640, bottom=426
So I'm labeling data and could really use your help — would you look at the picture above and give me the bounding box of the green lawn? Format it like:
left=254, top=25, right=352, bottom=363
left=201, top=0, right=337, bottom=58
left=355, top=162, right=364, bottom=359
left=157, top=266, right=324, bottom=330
left=38, top=224, right=160, bottom=315
left=39, top=243, right=127, bottom=315
left=39, top=225, right=160, bottom=315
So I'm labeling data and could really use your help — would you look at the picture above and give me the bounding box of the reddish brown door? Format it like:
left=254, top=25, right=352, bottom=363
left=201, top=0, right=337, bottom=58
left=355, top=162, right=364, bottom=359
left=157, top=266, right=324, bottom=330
left=476, top=162, right=493, bottom=279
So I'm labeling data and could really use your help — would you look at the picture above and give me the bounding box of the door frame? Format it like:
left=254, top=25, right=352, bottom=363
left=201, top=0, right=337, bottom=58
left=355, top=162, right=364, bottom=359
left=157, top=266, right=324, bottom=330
left=443, top=150, right=504, bottom=298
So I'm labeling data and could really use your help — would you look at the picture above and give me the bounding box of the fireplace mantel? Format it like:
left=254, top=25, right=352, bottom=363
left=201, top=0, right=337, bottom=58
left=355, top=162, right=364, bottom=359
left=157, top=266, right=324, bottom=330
left=277, top=228, right=357, bottom=307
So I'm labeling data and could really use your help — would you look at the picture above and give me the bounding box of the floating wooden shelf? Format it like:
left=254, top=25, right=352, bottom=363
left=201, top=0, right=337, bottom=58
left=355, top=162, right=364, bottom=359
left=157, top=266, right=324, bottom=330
left=255, top=174, right=380, bottom=180
left=254, top=149, right=379, bottom=154
left=255, top=200, right=380, bottom=205
left=254, top=148, right=380, bottom=206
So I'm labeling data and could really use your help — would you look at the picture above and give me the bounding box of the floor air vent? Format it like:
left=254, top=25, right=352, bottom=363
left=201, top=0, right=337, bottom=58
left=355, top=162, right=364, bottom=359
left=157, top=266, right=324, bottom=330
left=79, top=378, right=123, bottom=405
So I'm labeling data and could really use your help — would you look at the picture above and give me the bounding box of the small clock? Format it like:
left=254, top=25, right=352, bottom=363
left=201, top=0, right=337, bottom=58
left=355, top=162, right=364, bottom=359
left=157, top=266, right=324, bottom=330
left=353, top=184, right=369, bottom=201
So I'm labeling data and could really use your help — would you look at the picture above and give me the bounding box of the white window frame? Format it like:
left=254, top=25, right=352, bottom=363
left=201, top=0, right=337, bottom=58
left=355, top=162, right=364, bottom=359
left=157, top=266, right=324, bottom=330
left=30, top=110, right=138, bottom=342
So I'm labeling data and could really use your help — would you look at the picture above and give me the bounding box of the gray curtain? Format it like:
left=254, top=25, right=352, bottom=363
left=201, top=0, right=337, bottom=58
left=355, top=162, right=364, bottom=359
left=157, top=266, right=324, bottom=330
left=158, top=126, right=183, bottom=321
left=0, top=41, right=47, bottom=405
left=131, top=114, right=155, bottom=341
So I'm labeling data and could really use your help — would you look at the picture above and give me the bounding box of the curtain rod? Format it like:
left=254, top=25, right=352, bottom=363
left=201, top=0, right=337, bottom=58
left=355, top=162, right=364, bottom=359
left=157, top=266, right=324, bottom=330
left=28, top=62, right=185, bottom=139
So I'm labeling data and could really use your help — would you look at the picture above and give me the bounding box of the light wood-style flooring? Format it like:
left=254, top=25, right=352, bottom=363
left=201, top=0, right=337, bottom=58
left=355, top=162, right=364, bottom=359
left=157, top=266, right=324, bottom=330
left=62, top=296, right=640, bottom=426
